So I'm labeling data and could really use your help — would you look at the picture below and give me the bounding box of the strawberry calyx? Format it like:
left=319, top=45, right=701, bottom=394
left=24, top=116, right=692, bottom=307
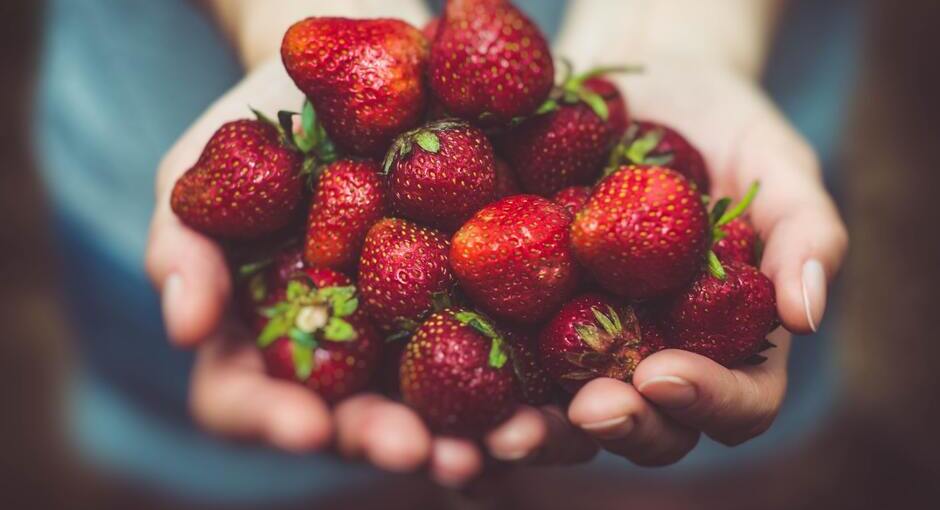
left=252, top=101, right=337, bottom=187
left=704, top=181, right=760, bottom=280
left=604, top=122, right=675, bottom=177
left=385, top=290, right=456, bottom=343
left=451, top=309, right=510, bottom=369
left=381, top=119, right=467, bottom=174
left=257, top=276, right=360, bottom=379
left=533, top=62, right=642, bottom=122
left=562, top=305, right=646, bottom=382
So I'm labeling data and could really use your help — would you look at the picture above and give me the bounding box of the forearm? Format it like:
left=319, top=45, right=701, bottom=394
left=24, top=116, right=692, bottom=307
left=204, top=0, right=431, bottom=71
left=556, top=0, right=784, bottom=79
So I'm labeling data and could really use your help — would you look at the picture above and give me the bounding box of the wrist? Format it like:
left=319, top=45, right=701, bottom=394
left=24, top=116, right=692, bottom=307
left=555, top=0, right=781, bottom=80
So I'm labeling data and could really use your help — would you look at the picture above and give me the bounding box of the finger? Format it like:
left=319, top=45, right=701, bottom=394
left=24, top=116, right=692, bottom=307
left=568, top=378, right=699, bottom=466
left=484, top=406, right=547, bottom=462
left=533, top=405, right=599, bottom=465
left=333, top=393, right=388, bottom=458
left=145, top=203, right=231, bottom=347
left=189, top=329, right=333, bottom=452
left=358, top=401, right=432, bottom=473
left=634, top=330, right=791, bottom=445
left=733, top=117, right=848, bottom=334
left=429, top=438, right=484, bottom=489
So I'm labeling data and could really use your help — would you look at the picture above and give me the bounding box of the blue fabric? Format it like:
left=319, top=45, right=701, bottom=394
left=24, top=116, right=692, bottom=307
left=34, top=0, right=862, bottom=504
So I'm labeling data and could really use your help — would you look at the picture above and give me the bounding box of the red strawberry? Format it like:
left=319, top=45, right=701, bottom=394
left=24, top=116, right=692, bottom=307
left=538, top=294, right=667, bottom=393
left=493, top=158, right=521, bottom=199
left=608, top=120, right=710, bottom=193
left=400, top=309, right=516, bottom=436
left=358, top=218, right=456, bottom=332
left=505, top=328, right=556, bottom=405
left=305, top=159, right=387, bottom=270
left=571, top=165, right=709, bottom=300
left=501, top=72, right=629, bottom=195
left=255, top=268, right=381, bottom=402
left=171, top=118, right=304, bottom=239
left=584, top=77, right=629, bottom=137
left=551, top=186, right=592, bottom=216
left=428, top=0, right=554, bottom=125
left=422, top=17, right=440, bottom=40
left=713, top=217, right=758, bottom=265
left=235, top=242, right=307, bottom=332
left=281, top=17, right=428, bottom=156
left=451, top=195, right=580, bottom=324
left=659, top=261, right=779, bottom=366
left=383, top=120, right=496, bottom=231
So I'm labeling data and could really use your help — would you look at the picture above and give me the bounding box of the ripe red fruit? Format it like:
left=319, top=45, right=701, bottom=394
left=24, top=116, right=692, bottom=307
left=451, top=195, right=580, bottom=324
left=235, top=243, right=307, bottom=333
left=659, top=261, right=779, bottom=366
left=713, top=217, right=758, bottom=265
left=539, top=294, right=667, bottom=393
left=358, top=218, right=456, bottom=332
left=171, top=119, right=304, bottom=239
left=608, top=120, right=711, bottom=193
left=281, top=17, right=428, bottom=156
left=305, top=159, right=387, bottom=270
left=383, top=120, right=496, bottom=231
left=400, top=309, right=516, bottom=436
left=505, top=328, right=556, bottom=405
left=551, top=186, right=592, bottom=216
left=493, top=158, right=521, bottom=199
left=571, top=165, right=709, bottom=300
left=502, top=74, right=629, bottom=195
left=422, top=17, right=440, bottom=40
left=584, top=77, right=630, bottom=138
left=428, top=0, right=554, bottom=125
left=255, top=268, right=381, bottom=402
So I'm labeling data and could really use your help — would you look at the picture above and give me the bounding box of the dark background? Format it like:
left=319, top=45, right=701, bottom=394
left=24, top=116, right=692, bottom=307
left=2, top=1, right=939, bottom=508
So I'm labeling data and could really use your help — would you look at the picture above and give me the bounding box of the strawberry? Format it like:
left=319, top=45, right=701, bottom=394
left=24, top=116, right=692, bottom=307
left=400, top=309, right=516, bottom=436
left=505, top=328, right=556, bottom=405
left=422, top=17, right=440, bottom=40
left=255, top=268, right=381, bottom=402
left=551, top=186, right=592, bottom=216
left=451, top=195, right=580, bottom=324
left=304, top=159, right=387, bottom=270
left=493, top=158, right=521, bottom=199
left=501, top=71, right=630, bottom=196
left=383, top=120, right=496, bottom=231
left=282, top=17, right=428, bottom=156
left=428, top=0, right=554, bottom=125
left=358, top=218, right=456, bottom=332
left=713, top=217, right=759, bottom=265
left=570, top=165, right=709, bottom=300
left=584, top=77, right=630, bottom=138
left=607, top=120, right=710, bottom=193
left=658, top=261, right=779, bottom=366
left=170, top=118, right=305, bottom=239
left=235, top=242, right=307, bottom=333
left=538, top=293, right=667, bottom=393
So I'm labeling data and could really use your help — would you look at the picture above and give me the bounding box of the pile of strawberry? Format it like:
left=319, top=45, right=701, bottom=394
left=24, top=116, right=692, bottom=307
left=171, top=0, right=779, bottom=438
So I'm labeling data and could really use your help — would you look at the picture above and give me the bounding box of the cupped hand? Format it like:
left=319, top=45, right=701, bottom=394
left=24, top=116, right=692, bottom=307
left=145, top=57, right=596, bottom=488
left=565, top=56, right=848, bottom=464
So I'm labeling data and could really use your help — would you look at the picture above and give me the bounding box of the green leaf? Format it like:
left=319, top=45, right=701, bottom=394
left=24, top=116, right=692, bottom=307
left=429, top=291, right=453, bottom=312
left=579, top=90, right=609, bottom=120
left=716, top=181, right=760, bottom=227
left=414, top=131, right=441, bottom=153
left=288, top=327, right=317, bottom=348
left=385, top=330, right=412, bottom=343
left=250, top=107, right=278, bottom=128
left=488, top=336, right=509, bottom=369
left=624, top=129, right=664, bottom=164
left=606, top=305, right=623, bottom=333
left=591, top=307, right=619, bottom=336
left=248, top=273, right=267, bottom=303
left=706, top=250, right=727, bottom=280
left=323, top=317, right=357, bottom=342
left=292, top=343, right=314, bottom=380
left=571, top=64, right=644, bottom=84
left=535, top=98, right=559, bottom=115
left=286, top=280, right=309, bottom=301
left=561, top=370, right=597, bottom=381
left=258, top=313, right=293, bottom=347
left=302, top=101, right=316, bottom=141
left=453, top=310, right=499, bottom=339
left=238, top=259, right=272, bottom=279
left=574, top=324, right=602, bottom=350
left=709, top=198, right=732, bottom=226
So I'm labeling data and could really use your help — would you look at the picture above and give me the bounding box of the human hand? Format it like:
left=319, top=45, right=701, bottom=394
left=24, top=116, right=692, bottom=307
left=145, top=57, right=596, bottom=488
left=562, top=55, right=847, bottom=464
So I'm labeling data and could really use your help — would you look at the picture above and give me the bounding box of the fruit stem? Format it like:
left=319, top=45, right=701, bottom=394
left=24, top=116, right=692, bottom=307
left=716, top=181, right=760, bottom=227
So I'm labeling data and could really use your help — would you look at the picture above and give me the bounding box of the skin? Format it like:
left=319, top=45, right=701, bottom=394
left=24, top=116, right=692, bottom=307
left=148, top=0, right=846, bottom=488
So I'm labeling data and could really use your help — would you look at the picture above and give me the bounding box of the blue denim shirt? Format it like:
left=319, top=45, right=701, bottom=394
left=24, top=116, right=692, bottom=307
left=34, top=0, right=862, bottom=505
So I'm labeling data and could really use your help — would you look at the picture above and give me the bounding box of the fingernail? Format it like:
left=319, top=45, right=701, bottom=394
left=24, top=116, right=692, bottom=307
left=801, top=259, right=827, bottom=333
left=162, top=273, right=183, bottom=323
left=580, top=415, right=634, bottom=439
left=638, top=376, right=697, bottom=409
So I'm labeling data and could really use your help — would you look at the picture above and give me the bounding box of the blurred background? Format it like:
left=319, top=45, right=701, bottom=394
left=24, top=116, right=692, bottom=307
left=2, top=0, right=939, bottom=508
